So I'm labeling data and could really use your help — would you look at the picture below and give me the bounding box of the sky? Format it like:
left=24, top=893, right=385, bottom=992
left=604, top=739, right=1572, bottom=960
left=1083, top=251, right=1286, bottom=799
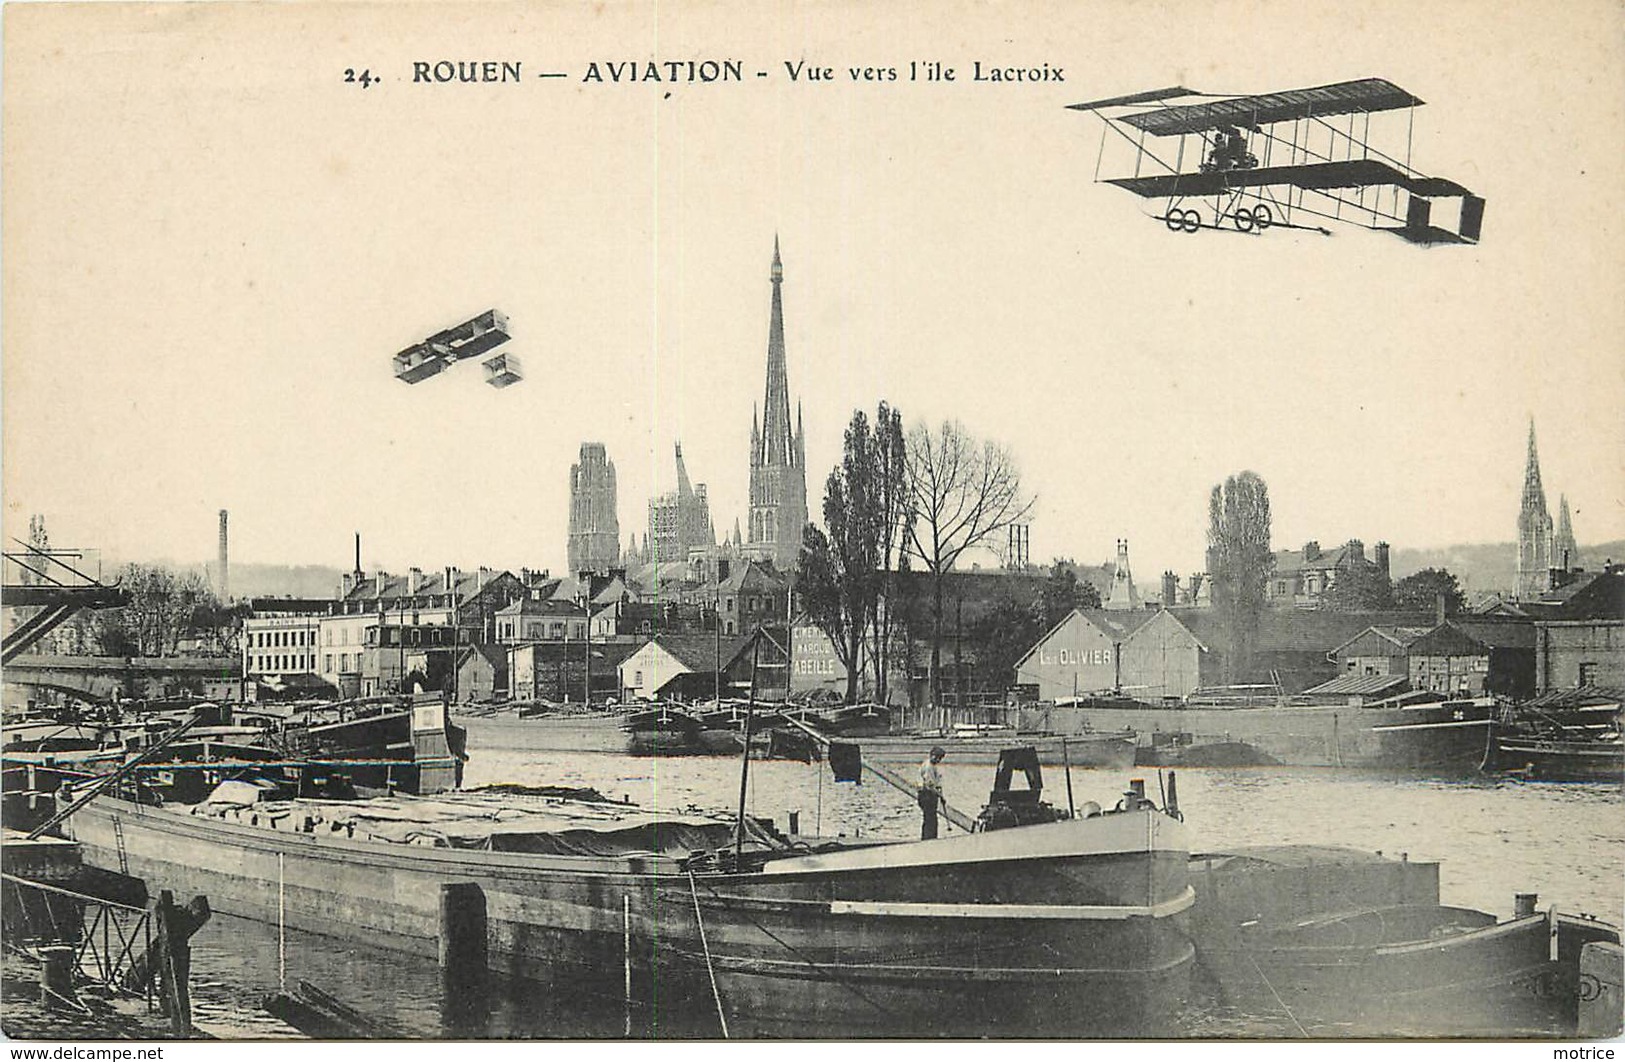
left=4, top=1, right=1623, bottom=586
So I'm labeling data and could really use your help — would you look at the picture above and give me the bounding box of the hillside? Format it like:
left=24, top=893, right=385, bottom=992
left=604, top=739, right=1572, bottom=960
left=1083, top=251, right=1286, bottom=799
left=1389, top=540, right=1624, bottom=596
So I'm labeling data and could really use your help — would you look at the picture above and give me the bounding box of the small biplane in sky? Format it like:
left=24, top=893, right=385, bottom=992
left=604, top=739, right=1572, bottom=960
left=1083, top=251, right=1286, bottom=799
left=1068, top=78, right=1483, bottom=244
left=392, top=309, right=523, bottom=388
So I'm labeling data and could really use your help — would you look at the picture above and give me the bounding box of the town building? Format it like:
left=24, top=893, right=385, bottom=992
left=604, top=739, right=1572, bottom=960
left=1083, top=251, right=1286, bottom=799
left=1114, top=609, right=1213, bottom=700
left=710, top=559, right=791, bottom=636
left=493, top=594, right=587, bottom=644
left=1013, top=609, right=1156, bottom=700
left=317, top=565, right=524, bottom=695
left=1528, top=568, right=1625, bottom=691
left=567, top=442, right=620, bottom=574
left=617, top=634, right=757, bottom=702
left=1328, top=625, right=1431, bottom=677
left=242, top=604, right=327, bottom=680
left=456, top=643, right=507, bottom=703
left=1404, top=618, right=1536, bottom=698
left=745, top=239, right=809, bottom=573
left=1264, top=539, right=1391, bottom=608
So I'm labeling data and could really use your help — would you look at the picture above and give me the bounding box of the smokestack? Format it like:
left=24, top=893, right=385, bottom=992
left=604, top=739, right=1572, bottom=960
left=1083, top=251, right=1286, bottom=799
left=1162, top=571, right=1178, bottom=608
left=217, top=509, right=229, bottom=600
left=1375, top=541, right=1391, bottom=580
left=1435, top=593, right=1447, bottom=625
left=353, top=533, right=363, bottom=579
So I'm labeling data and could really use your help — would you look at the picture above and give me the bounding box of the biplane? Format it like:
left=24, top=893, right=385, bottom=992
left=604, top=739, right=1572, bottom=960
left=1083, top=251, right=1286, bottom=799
left=1068, top=78, right=1483, bottom=244
left=392, top=309, right=523, bottom=387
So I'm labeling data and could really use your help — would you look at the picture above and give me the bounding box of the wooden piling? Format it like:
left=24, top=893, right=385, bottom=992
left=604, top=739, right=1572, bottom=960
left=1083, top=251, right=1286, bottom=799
left=39, top=945, right=76, bottom=1012
left=151, top=890, right=209, bottom=1038
left=437, top=881, right=487, bottom=972
left=438, top=881, right=488, bottom=1030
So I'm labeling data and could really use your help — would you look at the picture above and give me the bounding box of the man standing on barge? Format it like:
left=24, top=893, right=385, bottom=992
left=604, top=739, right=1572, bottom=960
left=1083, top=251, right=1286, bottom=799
left=918, top=746, right=946, bottom=840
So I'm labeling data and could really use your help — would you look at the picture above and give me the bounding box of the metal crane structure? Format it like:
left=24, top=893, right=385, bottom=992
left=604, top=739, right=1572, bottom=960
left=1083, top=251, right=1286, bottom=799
left=2, top=540, right=129, bottom=665
left=392, top=309, right=523, bottom=388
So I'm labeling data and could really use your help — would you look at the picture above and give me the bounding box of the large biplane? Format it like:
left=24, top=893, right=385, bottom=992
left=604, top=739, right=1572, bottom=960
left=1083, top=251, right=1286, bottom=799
left=1068, top=78, right=1483, bottom=244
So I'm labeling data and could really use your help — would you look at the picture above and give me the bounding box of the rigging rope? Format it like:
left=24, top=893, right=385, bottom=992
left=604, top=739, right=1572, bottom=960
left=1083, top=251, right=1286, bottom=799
left=687, top=872, right=729, bottom=1039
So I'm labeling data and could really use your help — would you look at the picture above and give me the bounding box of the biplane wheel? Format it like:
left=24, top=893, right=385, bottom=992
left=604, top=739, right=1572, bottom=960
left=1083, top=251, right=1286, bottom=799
left=1252, top=204, right=1273, bottom=230
left=1233, top=208, right=1255, bottom=232
left=1181, top=210, right=1201, bottom=233
left=1165, top=208, right=1186, bottom=232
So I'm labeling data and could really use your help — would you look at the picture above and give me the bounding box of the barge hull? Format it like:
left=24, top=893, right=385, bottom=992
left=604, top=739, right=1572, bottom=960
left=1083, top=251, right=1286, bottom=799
left=65, top=796, right=1191, bottom=1037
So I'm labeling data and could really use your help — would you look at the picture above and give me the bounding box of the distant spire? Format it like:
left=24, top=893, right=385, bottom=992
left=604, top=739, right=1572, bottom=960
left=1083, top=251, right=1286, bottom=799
left=675, top=442, right=693, bottom=498
left=1517, top=417, right=1555, bottom=599
left=1555, top=494, right=1578, bottom=569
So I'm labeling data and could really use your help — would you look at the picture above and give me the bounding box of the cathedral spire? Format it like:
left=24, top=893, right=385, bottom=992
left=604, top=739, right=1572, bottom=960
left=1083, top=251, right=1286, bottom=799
left=747, top=237, right=810, bottom=573
left=760, top=239, right=792, bottom=467
left=1521, top=419, right=1546, bottom=510
left=1556, top=494, right=1578, bottom=570
left=1517, top=417, right=1555, bottom=598
left=675, top=442, right=693, bottom=498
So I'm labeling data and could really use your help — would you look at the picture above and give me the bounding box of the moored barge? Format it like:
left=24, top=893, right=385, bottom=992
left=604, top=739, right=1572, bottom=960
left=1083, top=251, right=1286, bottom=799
left=62, top=778, right=1193, bottom=1037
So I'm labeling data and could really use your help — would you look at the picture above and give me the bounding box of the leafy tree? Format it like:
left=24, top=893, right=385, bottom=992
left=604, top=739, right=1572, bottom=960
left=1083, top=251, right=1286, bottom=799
left=799, top=524, right=866, bottom=702
left=869, top=402, right=911, bottom=703
left=1320, top=562, right=1395, bottom=611
left=1394, top=567, right=1467, bottom=615
left=969, top=597, right=1045, bottom=694
left=1035, top=560, right=1101, bottom=628
left=797, top=405, right=911, bottom=702
left=1208, top=472, right=1272, bottom=683
left=904, top=419, right=1035, bottom=706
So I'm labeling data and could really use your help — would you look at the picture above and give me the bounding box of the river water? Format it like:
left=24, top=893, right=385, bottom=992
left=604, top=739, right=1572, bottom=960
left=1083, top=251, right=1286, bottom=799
left=177, top=728, right=1625, bottom=1040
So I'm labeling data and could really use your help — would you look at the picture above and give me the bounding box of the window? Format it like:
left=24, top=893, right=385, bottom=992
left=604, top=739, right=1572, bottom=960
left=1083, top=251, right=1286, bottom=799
left=1579, top=663, right=1598, bottom=687
left=635, top=670, right=643, bottom=686
left=325, top=654, right=333, bottom=672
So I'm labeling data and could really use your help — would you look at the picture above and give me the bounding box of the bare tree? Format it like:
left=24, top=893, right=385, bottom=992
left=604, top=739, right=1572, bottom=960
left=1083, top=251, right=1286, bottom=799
left=903, top=420, right=1035, bottom=708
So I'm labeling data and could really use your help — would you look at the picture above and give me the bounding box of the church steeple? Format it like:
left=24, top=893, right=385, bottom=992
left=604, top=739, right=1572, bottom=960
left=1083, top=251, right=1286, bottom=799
left=1516, top=418, right=1555, bottom=599
left=759, top=236, right=794, bottom=469
left=1520, top=420, right=1548, bottom=519
left=747, top=238, right=810, bottom=572
left=1555, top=494, right=1578, bottom=570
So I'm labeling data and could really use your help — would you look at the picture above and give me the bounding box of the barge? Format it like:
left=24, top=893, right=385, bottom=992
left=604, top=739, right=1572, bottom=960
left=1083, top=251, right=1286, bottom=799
left=61, top=778, right=1194, bottom=1037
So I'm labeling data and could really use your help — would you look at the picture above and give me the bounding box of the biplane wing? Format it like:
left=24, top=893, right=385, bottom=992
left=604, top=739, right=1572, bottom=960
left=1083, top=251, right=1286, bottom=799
left=1104, top=79, right=1425, bottom=135
left=1106, top=159, right=1472, bottom=201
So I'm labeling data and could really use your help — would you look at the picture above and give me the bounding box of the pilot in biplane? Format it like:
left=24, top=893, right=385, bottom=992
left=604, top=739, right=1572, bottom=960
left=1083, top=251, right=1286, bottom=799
left=1206, top=126, right=1256, bottom=173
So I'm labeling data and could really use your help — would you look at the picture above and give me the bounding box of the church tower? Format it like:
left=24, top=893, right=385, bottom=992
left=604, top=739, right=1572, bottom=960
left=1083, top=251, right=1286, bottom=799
left=1516, top=419, right=1555, bottom=599
left=567, top=442, right=620, bottom=574
left=747, top=238, right=809, bottom=572
left=1105, top=538, right=1141, bottom=611
left=1554, top=494, right=1579, bottom=572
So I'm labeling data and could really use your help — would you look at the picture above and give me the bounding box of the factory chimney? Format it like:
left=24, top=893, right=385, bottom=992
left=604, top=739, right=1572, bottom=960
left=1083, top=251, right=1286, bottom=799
left=217, top=509, right=230, bottom=600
